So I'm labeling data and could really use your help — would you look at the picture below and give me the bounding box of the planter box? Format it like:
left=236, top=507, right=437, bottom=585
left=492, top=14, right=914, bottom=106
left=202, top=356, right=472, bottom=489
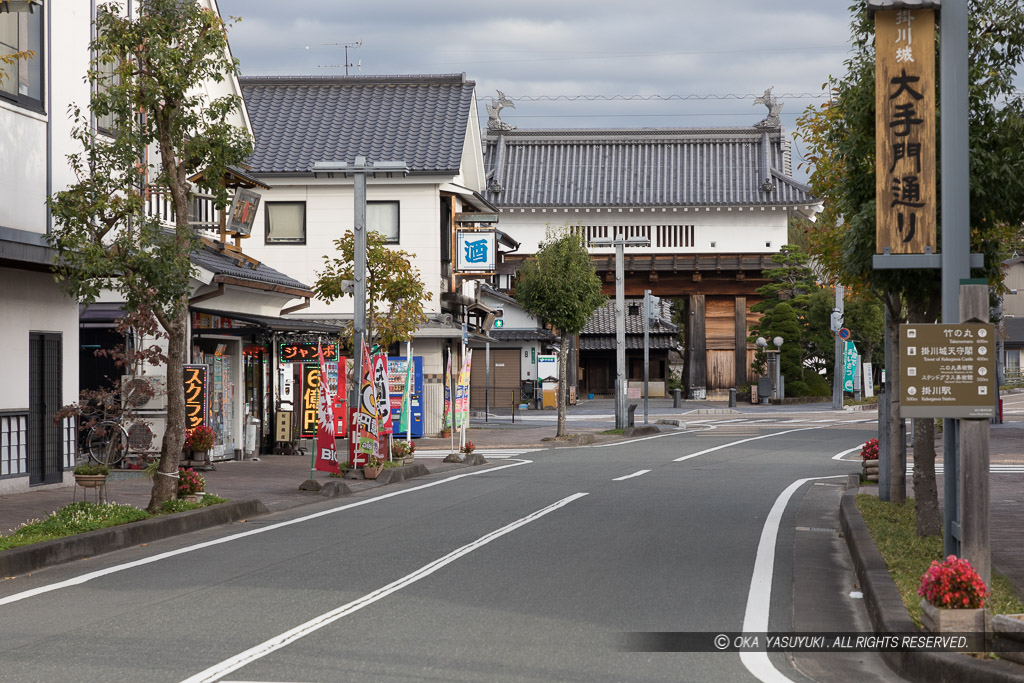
left=861, top=460, right=879, bottom=483
left=991, top=613, right=1024, bottom=665
left=74, top=474, right=108, bottom=489
left=920, top=598, right=987, bottom=635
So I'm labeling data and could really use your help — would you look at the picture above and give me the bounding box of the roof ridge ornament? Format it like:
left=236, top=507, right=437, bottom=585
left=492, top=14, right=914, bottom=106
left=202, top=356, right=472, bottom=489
left=487, top=90, right=517, bottom=131
left=754, top=87, right=783, bottom=129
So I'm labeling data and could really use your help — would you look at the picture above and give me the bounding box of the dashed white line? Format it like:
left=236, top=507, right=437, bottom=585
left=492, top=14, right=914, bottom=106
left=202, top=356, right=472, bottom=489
left=613, top=470, right=651, bottom=481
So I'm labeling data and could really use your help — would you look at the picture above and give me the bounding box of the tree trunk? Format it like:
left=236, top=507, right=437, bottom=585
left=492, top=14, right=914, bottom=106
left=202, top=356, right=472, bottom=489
left=149, top=300, right=188, bottom=511
left=908, top=295, right=941, bottom=534
left=913, top=417, right=941, bottom=535
left=556, top=334, right=567, bottom=437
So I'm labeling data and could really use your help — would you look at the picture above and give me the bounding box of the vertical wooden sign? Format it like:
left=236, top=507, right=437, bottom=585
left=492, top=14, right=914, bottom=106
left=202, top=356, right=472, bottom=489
left=875, top=9, right=936, bottom=254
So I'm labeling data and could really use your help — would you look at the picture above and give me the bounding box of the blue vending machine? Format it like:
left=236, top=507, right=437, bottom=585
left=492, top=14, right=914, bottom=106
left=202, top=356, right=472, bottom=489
left=388, top=356, right=424, bottom=438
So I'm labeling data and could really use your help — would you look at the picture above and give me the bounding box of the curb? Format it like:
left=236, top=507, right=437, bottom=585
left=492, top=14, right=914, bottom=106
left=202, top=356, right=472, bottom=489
left=0, top=499, right=268, bottom=578
left=839, top=489, right=1024, bottom=682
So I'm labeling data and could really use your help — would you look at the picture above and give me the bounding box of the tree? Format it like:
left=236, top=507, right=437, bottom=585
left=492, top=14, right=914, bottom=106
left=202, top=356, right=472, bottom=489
left=48, top=0, right=253, bottom=511
left=314, top=230, right=429, bottom=350
left=514, top=226, right=605, bottom=437
left=797, top=1, right=1024, bottom=516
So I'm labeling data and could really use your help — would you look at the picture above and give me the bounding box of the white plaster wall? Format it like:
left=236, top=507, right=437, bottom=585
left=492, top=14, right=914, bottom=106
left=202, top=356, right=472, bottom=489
left=494, top=207, right=791, bottom=256
left=244, top=177, right=447, bottom=318
left=0, top=269, right=80, bottom=412
left=0, top=105, right=47, bottom=231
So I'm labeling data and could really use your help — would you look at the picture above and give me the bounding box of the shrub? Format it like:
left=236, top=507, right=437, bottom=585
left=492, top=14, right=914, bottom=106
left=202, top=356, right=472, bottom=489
left=861, top=438, right=879, bottom=460
left=73, top=462, right=110, bottom=476
left=177, top=467, right=205, bottom=495
left=918, top=555, right=988, bottom=609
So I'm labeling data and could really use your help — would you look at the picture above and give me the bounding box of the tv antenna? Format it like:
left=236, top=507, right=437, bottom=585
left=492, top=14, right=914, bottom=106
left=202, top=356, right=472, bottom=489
left=322, top=40, right=362, bottom=75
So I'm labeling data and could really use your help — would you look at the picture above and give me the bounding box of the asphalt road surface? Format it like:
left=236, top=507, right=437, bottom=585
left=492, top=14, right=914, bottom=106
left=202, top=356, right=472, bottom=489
left=0, top=421, right=882, bottom=683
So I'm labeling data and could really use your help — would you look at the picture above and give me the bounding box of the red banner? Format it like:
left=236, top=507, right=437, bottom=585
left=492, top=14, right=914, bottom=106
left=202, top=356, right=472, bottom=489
left=353, top=340, right=378, bottom=465
left=313, top=344, right=341, bottom=474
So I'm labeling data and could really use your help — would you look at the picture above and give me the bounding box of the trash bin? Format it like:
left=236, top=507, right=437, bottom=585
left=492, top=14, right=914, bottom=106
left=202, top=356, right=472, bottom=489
left=244, top=415, right=260, bottom=458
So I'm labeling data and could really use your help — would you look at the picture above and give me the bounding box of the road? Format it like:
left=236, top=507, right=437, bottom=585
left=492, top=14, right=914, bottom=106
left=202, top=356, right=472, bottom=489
left=0, top=420, right=887, bottom=682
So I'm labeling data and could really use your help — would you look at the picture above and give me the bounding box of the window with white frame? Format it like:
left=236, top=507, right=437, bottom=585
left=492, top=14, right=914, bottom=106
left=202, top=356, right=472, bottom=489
left=0, top=5, right=43, bottom=110
left=265, top=202, right=306, bottom=244
left=367, top=201, right=399, bottom=243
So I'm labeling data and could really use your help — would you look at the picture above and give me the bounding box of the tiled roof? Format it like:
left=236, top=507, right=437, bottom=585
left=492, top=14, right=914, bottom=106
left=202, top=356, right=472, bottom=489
left=866, top=0, right=940, bottom=14
left=581, top=299, right=678, bottom=336
left=191, top=244, right=312, bottom=294
left=490, top=329, right=558, bottom=343
left=240, top=74, right=476, bottom=174
left=483, top=128, right=815, bottom=208
left=579, top=334, right=679, bottom=351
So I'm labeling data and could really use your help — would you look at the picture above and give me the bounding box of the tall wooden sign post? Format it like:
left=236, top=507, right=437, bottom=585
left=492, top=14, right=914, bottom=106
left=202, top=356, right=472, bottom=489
left=870, top=1, right=989, bottom=582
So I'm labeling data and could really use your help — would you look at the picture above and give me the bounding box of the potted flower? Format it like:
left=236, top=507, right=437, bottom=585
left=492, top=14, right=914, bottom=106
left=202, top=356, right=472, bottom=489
left=860, top=438, right=879, bottom=482
left=460, top=440, right=476, bottom=455
left=185, top=424, right=217, bottom=455
left=917, top=555, right=988, bottom=634
left=177, top=467, right=206, bottom=502
left=391, top=440, right=415, bottom=463
left=73, top=462, right=110, bottom=488
left=364, top=454, right=384, bottom=480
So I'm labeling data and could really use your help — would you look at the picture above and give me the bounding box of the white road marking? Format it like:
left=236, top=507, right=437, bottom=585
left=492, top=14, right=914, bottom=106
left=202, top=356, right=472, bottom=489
left=179, top=493, right=590, bottom=683
left=612, top=470, right=651, bottom=481
left=739, top=475, right=847, bottom=682
left=0, top=460, right=533, bottom=607
left=673, top=428, right=818, bottom=462
left=832, top=444, right=866, bottom=461
left=592, top=429, right=694, bottom=448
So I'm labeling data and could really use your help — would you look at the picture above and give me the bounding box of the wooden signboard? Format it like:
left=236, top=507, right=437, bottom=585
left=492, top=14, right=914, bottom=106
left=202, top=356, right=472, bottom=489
left=875, top=9, right=936, bottom=254
left=900, top=323, right=996, bottom=418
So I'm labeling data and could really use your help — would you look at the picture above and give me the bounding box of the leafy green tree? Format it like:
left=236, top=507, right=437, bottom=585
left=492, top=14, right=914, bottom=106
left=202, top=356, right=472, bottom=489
left=514, top=226, right=605, bottom=436
left=315, top=230, right=429, bottom=350
left=796, top=0, right=1024, bottom=513
left=48, top=0, right=253, bottom=511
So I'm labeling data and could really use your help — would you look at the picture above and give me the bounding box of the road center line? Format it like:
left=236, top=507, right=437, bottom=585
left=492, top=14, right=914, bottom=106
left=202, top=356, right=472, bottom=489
left=672, top=428, right=818, bottom=462
left=739, top=475, right=847, bottom=683
left=612, top=470, right=651, bottom=481
left=0, top=459, right=533, bottom=607
left=179, top=492, right=590, bottom=683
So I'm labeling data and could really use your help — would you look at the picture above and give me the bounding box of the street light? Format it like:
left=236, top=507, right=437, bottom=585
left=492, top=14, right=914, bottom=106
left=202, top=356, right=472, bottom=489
left=756, top=336, right=784, bottom=402
left=590, top=235, right=651, bottom=428
left=311, top=158, right=408, bottom=422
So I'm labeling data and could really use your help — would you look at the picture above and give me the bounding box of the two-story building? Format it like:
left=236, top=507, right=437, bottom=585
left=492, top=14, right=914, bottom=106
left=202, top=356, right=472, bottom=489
left=1, top=1, right=86, bottom=492
left=239, top=73, right=505, bottom=436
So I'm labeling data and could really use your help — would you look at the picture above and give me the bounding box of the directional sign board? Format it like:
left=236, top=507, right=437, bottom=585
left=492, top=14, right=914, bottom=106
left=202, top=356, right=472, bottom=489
left=900, top=323, right=996, bottom=418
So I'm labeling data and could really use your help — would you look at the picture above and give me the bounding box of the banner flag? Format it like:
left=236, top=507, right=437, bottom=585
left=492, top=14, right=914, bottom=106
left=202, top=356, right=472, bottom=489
left=355, top=340, right=379, bottom=463
left=399, top=355, right=413, bottom=434
left=843, top=341, right=859, bottom=393
left=313, top=342, right=341, bottom=474
left=373, top=354, right=393, bottom=436
left=443, top=351, right=453, bottom=430
left=455, top=350, right=472, bottom=429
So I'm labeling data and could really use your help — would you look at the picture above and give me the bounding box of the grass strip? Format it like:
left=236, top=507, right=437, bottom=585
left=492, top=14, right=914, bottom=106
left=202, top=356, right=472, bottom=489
left=856, top=494, right=1024, bottom=627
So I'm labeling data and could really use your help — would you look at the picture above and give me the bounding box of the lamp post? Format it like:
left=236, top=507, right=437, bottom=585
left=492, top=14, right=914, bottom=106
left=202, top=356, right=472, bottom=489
left=590, top=235, right=650, bottom=428
left=311, top=158, right=408, bottom=419
left=773, top=336, right=784, bottom=400
left=756, top=336, right=784, bottom=402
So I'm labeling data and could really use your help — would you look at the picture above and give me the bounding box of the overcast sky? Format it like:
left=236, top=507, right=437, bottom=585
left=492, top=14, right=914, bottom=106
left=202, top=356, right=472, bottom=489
left=214, top=1, right=860, bottom=170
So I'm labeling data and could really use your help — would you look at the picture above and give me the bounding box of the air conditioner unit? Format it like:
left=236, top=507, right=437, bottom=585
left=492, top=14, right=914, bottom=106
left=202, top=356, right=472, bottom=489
left=121, top=375, right=168, bottom=411
left=125, top=415, right=166, bottom=455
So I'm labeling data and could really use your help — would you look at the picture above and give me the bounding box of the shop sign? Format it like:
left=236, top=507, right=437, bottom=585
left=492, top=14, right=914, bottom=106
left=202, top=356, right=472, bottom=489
left=900, top=323, right=996, bottom=418
left=191, top=312, right=234, bottom=329
left=373, top=354, right=393, bottom=436
left=875, top=8, right=936, bottom=254
left=280, top=342, right=338, bottom=364
left=300, top=363, right=321, bottom=438
left=456, top=230, right=496, bottom=271
left=183, top=364, right=209, bottom=430
left=228, top=188, right=261, bottom=237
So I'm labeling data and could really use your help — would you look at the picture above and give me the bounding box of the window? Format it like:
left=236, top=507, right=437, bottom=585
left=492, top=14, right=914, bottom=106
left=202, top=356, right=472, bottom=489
left=368, top=201, right=399, bottom=243
left=0, top=5, right=43, bottom=110
left=94, top=41, right=119, bottom=134
left=265, top=202, right=305, bottom=244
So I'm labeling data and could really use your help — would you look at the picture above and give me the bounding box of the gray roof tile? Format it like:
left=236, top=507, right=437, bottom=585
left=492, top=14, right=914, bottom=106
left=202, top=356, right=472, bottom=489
left=240, top=74, right=476, bottom=174
left=581, top=299, right=678, bottom=336
left=191, top=244, right=312, bottom=293
left=484, top=128, right=815, bottom=208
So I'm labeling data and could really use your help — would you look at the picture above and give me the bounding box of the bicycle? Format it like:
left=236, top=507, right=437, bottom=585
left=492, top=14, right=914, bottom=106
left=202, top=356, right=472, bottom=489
left=85, top=420, right=129, bottom=466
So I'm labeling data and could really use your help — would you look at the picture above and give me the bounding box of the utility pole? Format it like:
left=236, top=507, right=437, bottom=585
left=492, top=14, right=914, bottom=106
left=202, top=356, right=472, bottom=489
left=591, top=235, right=650, bottom=428
left=832, top=285, right=845, bottom=410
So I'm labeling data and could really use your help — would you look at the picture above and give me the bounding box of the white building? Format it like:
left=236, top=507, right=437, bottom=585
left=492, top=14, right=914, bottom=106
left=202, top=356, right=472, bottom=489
left=239, top=74, right=506, bottom=435
left=0, top=1, right=88, bottom=492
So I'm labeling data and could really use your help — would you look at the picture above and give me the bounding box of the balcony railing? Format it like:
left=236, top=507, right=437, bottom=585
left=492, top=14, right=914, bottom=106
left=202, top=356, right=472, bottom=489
left=145, top=186, right=223, bottom=236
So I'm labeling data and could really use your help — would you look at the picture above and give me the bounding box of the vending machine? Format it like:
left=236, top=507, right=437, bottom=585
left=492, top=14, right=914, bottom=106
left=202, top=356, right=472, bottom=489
left=388, top=356, right=423, bottom=438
